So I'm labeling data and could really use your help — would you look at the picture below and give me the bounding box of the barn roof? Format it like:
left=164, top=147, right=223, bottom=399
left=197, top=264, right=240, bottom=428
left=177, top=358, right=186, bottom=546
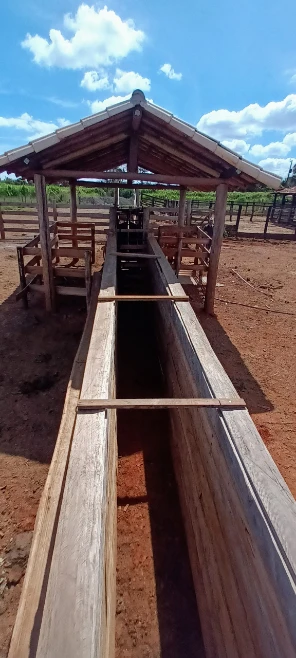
left=0, top=90, right=282, bottom=190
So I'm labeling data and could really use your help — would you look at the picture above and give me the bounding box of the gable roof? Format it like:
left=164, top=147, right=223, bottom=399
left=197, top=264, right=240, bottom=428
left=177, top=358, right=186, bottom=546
left=0, top=90, right=282, bottom=190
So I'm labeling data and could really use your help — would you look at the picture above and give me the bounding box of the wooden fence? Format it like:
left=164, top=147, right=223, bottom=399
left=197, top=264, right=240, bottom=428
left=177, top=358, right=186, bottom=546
left=0, top=201, right=110, bottom=243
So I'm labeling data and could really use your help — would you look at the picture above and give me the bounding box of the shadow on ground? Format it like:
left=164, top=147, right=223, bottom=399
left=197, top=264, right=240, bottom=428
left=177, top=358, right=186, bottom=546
left=0, top=278, right=86, bottom=463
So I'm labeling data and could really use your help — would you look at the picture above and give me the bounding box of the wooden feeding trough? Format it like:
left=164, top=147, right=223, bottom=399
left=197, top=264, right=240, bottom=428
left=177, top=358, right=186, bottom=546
left=16, top=220, right=95, bottom=308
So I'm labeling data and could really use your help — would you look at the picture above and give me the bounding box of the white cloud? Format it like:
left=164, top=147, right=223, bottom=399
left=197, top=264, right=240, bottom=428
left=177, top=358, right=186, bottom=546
left=47, top=96, right=81, bottom=108
left=88, top=94, right=131, bottom=114
left=197, top=94, right=296, bottom=140
left=22, top=4, right=145, bottom=69
left=81, top=70, right=110, bottom=92
left=0, top=114, right=70, bottom=145
left=160, top=63, right=182, bottom=81
left=258, top=158, right=296, bottom=179
left=249, top=141, right=290, bottom=158
left=0, top=172, right=17, bottom=180
left=113, top=69, right=150, bottom=93
left=283, top=132, right=296, bottom=148
left=221, top=139, right=250, bottom=155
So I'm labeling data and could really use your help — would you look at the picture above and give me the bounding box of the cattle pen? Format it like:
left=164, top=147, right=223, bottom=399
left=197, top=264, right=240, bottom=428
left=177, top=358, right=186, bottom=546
left=0, top=90, right=295, bottom=658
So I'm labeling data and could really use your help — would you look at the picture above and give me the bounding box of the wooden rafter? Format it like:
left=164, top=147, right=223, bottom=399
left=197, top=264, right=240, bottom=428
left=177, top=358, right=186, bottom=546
left=43, top=132, right=128, bottom=169
left=128, top=106, right=142, bottom=173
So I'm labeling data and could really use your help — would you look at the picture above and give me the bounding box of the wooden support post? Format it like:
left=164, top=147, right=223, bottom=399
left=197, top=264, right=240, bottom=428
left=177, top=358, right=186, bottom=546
left=17, top=247, right=28, bottom=309
left=84, top=250, right=91, bottom=310
left=34, top=174, right=56, bottom=312
left=136, top=189, right=141, bottom=207
left=186, top=199, right=192, bottom=225
left=0, top=203, right=5, bottom=240
left=176, top=231, right=183, bottom=276
left=205, top=183, right=228, bottom=315
left=114, top=187, right=119, bottom=207
left=143, top=207, right=150, bottom=236
left=70, top=180, right=77, bottom=248
left=178, top=187, right=187, bottom=226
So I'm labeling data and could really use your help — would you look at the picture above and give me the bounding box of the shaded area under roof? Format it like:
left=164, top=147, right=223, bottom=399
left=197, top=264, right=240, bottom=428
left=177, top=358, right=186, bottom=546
left=0, top=90, right=282, bottom=191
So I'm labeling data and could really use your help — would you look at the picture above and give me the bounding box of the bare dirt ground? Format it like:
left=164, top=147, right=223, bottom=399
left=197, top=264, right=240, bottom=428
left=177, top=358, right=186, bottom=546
left=186, top=238, right=296, bottom=497
left=0, top=243, right=87, bottom=655
left=0, top=237, right=295, bottom=656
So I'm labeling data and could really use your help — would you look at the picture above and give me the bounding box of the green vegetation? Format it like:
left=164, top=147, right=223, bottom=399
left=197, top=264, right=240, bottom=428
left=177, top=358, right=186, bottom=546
left=141, top=189, right=275, bottom=204
left=0, top=178, right=276, bottom=206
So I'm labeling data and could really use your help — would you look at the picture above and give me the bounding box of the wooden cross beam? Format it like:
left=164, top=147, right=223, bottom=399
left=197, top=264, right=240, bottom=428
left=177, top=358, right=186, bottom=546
left=77, top=398, right=247, bottom=410
left=38, top=169, right=224, bottom=188
left=96, top=295, right=190, bottom=302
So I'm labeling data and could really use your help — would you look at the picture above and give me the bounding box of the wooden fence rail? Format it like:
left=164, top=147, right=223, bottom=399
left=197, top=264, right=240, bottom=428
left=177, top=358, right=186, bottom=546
left=0, top=203, right=110, bottom=242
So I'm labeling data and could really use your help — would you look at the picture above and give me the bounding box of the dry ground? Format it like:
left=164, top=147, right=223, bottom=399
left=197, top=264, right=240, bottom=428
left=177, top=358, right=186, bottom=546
left=0, top=237, right=295, bottom=655
left=187, top=238, right=296, bottom=497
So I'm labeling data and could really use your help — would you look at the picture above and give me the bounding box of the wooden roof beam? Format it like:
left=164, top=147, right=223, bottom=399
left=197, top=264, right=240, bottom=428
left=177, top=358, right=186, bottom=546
left=140, top=133, right=220, bottom=177
left=75, top=180, right=181, bottom=190
left=40, top=169, right=224, bottom=187
left=128, top=106, right=142, bottom=174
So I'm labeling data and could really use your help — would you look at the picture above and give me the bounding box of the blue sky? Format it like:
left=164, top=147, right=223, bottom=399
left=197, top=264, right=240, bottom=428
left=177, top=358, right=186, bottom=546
left=1, top=0, right=296, bottom=179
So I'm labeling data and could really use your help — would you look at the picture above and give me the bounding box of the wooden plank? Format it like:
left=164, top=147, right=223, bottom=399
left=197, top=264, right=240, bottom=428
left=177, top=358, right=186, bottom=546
left=3, top=210, right=39, bottom=217
left=78, top=398, right=246, bottom=410
left=8, top=274, right=102, bottom=658
left=70, top=181, right=77, bottom=250
left=97, top=294, right=189, bottom=302
left=2, top=218, right=39, bottom=225
left=35, top=229, right=117, bottom=658
left=85, top=249, right=91, bottom=309
left=178, top=187, right=187, bottom=226
left=113, top=252, right=160, bottom=259
left=25, top=265, right=86, bottom=278
left=148, top=235, right=296, bottom=657
left=205, top=183, right=228, bottom=314
left=40, top=169, right=224, bottom=187
left=2, top=227, right=40, bottom=234
left=34, top=174, right=55, bottom=311
left=57, top=233, right=93, bottom=241
left=55, top=285, right=86, bottom=297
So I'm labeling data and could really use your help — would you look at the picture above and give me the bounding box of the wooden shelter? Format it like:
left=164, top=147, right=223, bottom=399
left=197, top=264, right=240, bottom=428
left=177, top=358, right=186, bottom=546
left=0, top=89, right=281, bottom=312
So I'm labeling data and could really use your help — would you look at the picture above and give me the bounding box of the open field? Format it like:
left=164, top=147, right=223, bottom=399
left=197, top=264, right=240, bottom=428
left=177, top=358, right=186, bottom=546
left=0, top=237, right=295, bottom=655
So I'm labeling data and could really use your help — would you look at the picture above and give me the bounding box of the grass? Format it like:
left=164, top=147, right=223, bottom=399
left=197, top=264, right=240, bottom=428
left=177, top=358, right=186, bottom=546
left=0, top=181, right=275, bottom=206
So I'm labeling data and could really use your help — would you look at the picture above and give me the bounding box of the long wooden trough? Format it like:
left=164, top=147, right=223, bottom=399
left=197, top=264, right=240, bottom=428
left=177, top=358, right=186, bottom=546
left=8, top=228, right=296, bottom=658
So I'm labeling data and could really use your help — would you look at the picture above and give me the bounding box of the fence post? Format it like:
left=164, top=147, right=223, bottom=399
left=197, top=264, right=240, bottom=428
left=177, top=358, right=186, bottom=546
left=229, top=201, right=233, bottom=222
left=52, top=199, right=58, bottom=223
left=235, top=204, right=243, bottom=234
left=17, top=247, right=28, bottom=309
left=186, top=199, right=192, bottom=225
left=250, top=202, right=255, bottom=222
left=0, top=203, right=5, bottom=240
left=264, top=206, right=272, bottom=236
